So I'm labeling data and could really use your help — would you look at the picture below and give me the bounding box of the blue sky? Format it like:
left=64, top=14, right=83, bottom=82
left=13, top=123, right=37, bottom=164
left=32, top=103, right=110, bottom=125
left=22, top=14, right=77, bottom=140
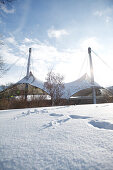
left=0, top=0, right=113, bottom=86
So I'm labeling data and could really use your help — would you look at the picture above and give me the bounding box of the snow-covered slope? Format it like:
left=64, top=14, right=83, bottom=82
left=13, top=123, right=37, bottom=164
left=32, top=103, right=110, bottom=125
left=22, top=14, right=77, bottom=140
left=0, top=103, right=113, bottom=169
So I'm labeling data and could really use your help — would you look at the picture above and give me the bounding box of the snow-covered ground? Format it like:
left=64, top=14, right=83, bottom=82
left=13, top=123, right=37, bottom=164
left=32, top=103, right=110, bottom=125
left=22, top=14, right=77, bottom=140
left=0, top=103, right=113, bottom=170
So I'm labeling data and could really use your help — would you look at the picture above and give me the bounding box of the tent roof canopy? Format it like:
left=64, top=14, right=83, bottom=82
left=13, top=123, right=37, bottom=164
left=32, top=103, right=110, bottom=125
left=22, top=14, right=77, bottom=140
left=1, top=72, right=110, bottom=99
left=63, top=73, right=101, bottom=98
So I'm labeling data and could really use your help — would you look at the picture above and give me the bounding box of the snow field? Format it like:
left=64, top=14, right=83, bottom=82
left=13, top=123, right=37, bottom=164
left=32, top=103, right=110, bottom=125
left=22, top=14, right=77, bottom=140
left=0, top=104, right=113, bottom=169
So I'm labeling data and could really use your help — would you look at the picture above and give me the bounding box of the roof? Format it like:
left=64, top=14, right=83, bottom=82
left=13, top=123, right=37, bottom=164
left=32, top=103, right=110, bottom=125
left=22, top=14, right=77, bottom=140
left=1, top=72, right=102, bottom=99
left=63, top=73, right=101, bottom=99
left=17, top=72, right=45, bottom=92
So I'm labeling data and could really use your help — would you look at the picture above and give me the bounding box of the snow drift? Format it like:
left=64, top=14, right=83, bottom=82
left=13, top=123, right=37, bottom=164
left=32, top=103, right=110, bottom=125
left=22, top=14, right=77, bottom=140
left=0, top=103, right=113, bottom=169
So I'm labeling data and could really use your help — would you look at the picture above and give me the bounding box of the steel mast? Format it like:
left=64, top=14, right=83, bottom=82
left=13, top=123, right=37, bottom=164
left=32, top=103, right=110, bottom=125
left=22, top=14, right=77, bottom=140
left=26, top=48, right=31, bottom=78
left=88, top=47, right=96, bottom=104
left=25, top=48, right=31, bottom=100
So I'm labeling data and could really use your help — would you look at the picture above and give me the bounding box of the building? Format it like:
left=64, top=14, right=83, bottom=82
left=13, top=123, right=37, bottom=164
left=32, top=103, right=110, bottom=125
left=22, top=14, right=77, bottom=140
left=0, top=71, right=112, bottom=104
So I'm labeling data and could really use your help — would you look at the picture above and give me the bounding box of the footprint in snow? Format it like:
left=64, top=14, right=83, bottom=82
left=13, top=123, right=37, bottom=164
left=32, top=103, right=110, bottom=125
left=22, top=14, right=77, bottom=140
left=69, top=115, right=90, bottom=119
left=42, top=117, right=70, bottom=129
left=101, top=105, right=109, bottom=107
left=40, top=109, right=48, bottom=114
left=57, top=118, right=70, bottom=123
left=89, top=120, right=113, bottom=130
left=21, top=109, right=39, bottom=116
left=14, top=109, right=39, bottom=120
left=49, top=113, right=64, bottom=117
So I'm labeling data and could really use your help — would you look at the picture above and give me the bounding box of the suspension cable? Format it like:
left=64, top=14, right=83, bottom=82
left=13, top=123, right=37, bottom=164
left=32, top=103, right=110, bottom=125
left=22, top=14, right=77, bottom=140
left=18, top=52, right=28, bottom=80
left=91, top=49, right=113, bottom=72
left=0, top=57, right=22, bottom=78
left=78, top=54, right=88, bottom=78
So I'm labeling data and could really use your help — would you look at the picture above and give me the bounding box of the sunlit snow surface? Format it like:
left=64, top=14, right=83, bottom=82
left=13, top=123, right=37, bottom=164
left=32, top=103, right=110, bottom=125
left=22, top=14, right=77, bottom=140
left=0, top=103, right=113, bottom=170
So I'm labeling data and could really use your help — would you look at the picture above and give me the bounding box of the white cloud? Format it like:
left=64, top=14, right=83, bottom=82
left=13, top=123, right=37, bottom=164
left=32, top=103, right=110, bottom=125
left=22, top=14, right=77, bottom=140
left=93, top=7, right=112, bottom=17
left=0, top=45, right=26, bottom=67
left=0, top=4, right=15, bottom=14
left=80, top=37, right=102, bottom=51
left=1, top=36, right=113, bottom=86
left=105, top=16, right=111, bottom=23
left=14, top=37, right=85, bottom=82
left=5, top=36, right=17, bottom=45
left=93, top=7, right=112, bottom=23
left=23, top=38, right=34, bottom=43
left=48, top=27, right=69, bottom=39
left=93, top=10, right=103, bottom=17
left=0, top=36, right=101, bottom=84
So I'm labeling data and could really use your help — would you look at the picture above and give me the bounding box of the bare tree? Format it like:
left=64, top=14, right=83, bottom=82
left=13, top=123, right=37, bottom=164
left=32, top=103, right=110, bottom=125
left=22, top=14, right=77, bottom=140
left=0, top=0, right=15, bottom=5
left=44, top=70, right=65, bottom=106
left=0, top=0, right=15, bottom=11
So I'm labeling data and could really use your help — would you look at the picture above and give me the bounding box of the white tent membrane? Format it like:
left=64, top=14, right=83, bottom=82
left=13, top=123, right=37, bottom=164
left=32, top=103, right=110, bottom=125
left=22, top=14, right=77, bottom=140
left=17, top=72, right=44, bottom=92
left=16, top=72, right=101, bottom=99
left=63, top=73, right=101, bottom=99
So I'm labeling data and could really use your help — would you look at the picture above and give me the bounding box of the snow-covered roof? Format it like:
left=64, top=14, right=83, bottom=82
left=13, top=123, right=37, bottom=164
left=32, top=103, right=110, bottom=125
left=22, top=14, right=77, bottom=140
left=63, top=73, right=101, bottom=99
left=17, top=72, right=45, bottom=92
left=16, top=72, right=101, bottom=99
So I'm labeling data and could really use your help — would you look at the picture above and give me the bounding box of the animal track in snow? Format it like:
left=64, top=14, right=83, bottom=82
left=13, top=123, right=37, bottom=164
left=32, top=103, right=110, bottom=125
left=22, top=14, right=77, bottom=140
left=89, top=120, right=113, bottom=130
